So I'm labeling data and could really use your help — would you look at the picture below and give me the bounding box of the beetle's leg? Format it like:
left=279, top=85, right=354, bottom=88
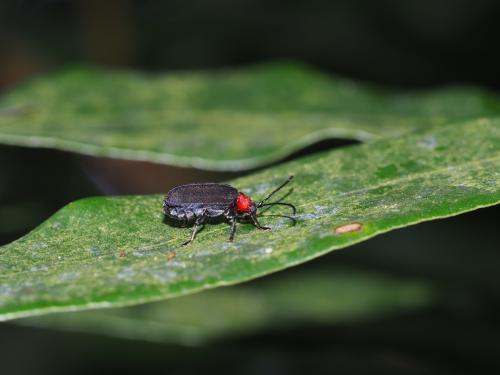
left=251, top=214, right=270, bottom=230
left=182, top=217, right=204, bottom=246
left=228, top=218, right=237, bottom=242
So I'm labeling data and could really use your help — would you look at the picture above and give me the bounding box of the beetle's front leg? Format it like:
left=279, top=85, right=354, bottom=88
left=251, top=214, right=270, bottom=230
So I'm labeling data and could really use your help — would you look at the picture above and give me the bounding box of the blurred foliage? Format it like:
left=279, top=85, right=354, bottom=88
left=17, top=267, right=434, bottom=345
left=1, top=62, right=500, bottom=170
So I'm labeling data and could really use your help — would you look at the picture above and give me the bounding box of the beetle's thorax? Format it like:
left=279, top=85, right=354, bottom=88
left=235, top=192, right=255, bottom=213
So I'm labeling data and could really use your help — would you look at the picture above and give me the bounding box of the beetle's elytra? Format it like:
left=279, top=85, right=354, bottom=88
left=163, top=176, right=296, bottom=245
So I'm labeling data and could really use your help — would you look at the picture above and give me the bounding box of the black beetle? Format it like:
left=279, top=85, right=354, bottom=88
left=163, top=176, right=296, bottom=245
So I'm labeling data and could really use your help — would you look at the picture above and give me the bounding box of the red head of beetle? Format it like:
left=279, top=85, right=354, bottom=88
left=235, top=192, right=255, bottom=213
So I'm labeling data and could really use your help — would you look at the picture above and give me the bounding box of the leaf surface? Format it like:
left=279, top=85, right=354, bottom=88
left=0, top=120, right=499, bottom=321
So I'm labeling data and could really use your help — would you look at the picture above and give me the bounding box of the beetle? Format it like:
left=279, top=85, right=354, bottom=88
left=163, top=176, right=296, bottom=245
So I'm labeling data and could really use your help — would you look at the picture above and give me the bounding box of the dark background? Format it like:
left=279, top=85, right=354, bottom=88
left=1, top=1, right=500, bottom=374
left=2, top=0, right=500, bottom=90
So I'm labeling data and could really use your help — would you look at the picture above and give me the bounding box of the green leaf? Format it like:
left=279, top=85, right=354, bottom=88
left=17, top=268, right=435, bottom=345
left=0, top=119, right=499, bottom=321
left=1, top=62, right=499, bottom=170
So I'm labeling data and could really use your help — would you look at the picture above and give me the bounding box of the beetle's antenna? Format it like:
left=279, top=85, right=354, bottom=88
left=257, top=175, right=294, bottom=207
left=259, top=202, right=296, bottom=215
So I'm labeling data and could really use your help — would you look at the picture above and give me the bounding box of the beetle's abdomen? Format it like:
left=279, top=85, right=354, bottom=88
left=165, top=183, right=238, bottom=206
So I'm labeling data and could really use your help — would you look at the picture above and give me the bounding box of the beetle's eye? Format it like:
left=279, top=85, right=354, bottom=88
left=236, top=192, right=253, bottom=212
